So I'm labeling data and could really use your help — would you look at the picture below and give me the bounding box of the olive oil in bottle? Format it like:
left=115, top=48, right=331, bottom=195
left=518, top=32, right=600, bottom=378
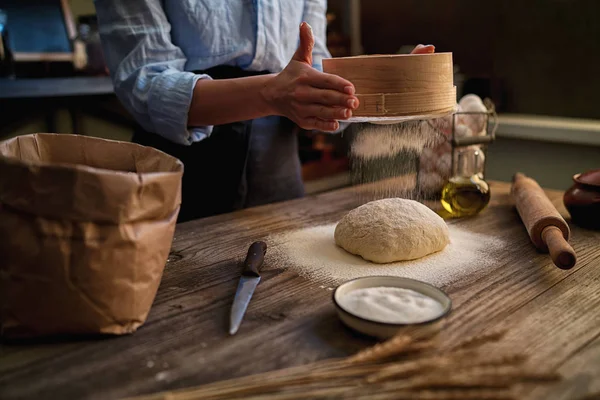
left=441, top=148, right=490, bottom=217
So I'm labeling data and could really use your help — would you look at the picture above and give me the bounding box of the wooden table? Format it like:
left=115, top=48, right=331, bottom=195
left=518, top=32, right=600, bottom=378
left=1, top=180, right=599, bottom=400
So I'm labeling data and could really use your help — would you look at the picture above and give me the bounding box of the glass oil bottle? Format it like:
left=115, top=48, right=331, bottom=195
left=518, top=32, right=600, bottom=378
left=441, top=147, right=490, bottom=217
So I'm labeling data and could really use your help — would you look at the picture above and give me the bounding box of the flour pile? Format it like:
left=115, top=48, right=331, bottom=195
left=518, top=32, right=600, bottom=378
left=266, top=223, right=505, bottom=288
left=334, top=198, right=450, bottom=263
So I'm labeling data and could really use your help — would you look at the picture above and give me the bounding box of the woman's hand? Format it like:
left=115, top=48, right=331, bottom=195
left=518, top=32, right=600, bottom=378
left=262, top=23, right=436, bottom=132
left=189, top=21, right=436, bottom=132
left=262, top=23, right=359, bottom=132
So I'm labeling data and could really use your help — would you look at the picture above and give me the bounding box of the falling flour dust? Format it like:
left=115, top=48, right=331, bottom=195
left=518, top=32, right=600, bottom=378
left=266, top=223, right=505, bottom=288
left=350, top=120, right=441, bottom=161
left=277, top=114, right=503, bottom=288
left=347, top=119, right=447, bottom=202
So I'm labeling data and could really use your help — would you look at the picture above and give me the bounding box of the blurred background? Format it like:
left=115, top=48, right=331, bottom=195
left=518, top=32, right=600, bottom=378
left=1, top=0, right=598, bottom=192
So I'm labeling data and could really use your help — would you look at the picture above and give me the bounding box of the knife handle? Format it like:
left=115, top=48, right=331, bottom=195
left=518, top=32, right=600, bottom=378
left=242, top=241, right=267, bottom=277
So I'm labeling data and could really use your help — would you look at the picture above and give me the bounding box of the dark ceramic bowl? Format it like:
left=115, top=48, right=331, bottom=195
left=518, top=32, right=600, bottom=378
left=564, top=169, right=600, bottom=230
left=332, top=276, right=452, bottom=339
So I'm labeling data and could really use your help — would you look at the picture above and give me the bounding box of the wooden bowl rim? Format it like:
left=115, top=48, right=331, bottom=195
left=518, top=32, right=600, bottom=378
left=323, top=52, right=452, bottom=62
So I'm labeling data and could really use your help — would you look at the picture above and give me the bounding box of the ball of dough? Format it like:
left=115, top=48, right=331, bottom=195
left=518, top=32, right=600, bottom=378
left=334, top=198, right=450, bottom=263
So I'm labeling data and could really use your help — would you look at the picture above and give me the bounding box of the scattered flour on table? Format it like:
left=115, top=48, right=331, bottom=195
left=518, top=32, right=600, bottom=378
left=267, top=223, right=505, bottom=288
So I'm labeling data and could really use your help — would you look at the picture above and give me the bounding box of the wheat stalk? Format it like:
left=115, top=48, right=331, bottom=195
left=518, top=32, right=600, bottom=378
left=403, top=338, right=438, bottom=353
left=129, top=329, right=559, bottom=400
left=452, top=330, right=506, bottom=350
left=350, top=389, right=516, bottom=400
left=465, top=353, right=527, bottom=368
left=148, top=358, right=349, bottom=400
left=231, top=385, right=355, bottom=400
left=366, top=355, right=455, bottom=383
left=346, top=334, right=413, bottom=364
left=380, top=364, right=559, bottom=392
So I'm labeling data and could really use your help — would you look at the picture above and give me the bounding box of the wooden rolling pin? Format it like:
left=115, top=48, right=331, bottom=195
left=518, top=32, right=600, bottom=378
left=511, top=173, right=577, bottom=269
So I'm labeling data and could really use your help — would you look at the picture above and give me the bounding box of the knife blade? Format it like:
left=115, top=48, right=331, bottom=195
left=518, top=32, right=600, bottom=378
left=229, top=241, right=267, bottom=335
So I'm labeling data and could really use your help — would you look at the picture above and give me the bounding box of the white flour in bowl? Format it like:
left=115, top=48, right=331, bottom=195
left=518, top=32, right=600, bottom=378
left=266, top=223, right=505, bottom=288
left=337, top=287, right=445, bottom=324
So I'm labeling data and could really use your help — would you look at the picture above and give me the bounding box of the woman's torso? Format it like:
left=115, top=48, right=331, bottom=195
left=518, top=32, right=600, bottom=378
left=164, top=0, right=305, bottom=73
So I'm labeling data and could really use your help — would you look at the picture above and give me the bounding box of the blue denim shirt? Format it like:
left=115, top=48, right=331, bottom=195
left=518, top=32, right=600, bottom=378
left=94, top=0, right=331, bottom=145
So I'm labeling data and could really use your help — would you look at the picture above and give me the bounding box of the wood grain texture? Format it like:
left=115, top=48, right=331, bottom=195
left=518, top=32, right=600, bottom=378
left=511, top=173, right=577, bottom=269
left=1, top=181, right=599, bottom=400
left=323, top=53, right=455, bottom=118
left=512, top=172, right=571, bottom=248
left=356, top=88, right=456, bottom=117
left=322, top=53, right=454, bottom=94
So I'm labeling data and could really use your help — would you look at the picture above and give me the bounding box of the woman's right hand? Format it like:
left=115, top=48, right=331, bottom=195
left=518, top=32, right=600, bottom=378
left=261, top=22, right=359, bottom=132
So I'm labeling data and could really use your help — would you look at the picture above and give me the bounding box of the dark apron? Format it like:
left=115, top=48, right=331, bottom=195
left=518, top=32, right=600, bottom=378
left=132, top=66, right=305, bottom=223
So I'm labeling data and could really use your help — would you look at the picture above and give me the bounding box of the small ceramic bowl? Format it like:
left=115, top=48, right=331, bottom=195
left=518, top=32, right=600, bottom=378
left=564, top=168, right=600, bottom=230
left=332, top=276, right=452, bottom=339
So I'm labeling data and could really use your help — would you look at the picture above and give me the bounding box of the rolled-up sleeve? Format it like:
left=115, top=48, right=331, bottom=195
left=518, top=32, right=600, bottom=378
left=94, top=0, right=212, bottom=145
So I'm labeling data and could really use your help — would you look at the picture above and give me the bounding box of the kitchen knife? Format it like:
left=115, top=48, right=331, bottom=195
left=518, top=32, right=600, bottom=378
left=229, top=241, right=267, bottom=335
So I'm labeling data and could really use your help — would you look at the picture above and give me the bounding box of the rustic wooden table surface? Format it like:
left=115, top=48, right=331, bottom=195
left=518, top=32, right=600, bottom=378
left=1, top=180, right=599, bottom=400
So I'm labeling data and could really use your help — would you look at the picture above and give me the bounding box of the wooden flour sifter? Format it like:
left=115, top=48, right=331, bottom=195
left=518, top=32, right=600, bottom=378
left=511, top=173, right=577, bottom=270
left=322, top=53, right=456, bottom=123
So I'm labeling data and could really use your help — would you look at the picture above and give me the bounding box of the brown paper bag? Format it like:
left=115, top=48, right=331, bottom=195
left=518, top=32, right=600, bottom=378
left=0, top=133, right=183, bottom=338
